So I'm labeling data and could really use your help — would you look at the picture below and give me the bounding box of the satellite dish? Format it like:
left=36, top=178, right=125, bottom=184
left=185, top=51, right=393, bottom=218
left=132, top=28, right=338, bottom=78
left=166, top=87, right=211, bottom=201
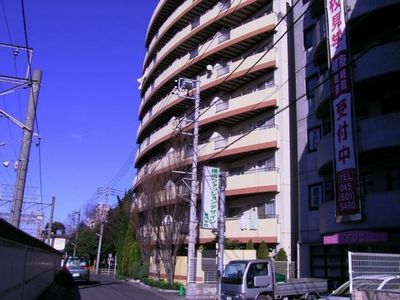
left=206, top=64, right=213, bottom=71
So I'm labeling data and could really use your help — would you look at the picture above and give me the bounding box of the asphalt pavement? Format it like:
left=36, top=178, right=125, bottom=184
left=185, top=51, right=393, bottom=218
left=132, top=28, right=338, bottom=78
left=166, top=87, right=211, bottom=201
left=38, top=273, right=185, bottom=300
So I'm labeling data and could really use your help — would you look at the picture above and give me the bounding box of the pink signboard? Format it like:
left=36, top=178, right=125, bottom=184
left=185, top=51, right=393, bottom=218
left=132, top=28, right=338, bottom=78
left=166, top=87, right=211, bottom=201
left=324, top=231, right=388, bottom=245
left=326, top=0, right=361, bottom=222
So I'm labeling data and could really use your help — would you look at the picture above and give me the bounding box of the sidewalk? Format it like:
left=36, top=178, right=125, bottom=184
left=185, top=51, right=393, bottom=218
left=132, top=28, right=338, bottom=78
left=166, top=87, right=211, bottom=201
left=127, top=280, right=184, bottom=300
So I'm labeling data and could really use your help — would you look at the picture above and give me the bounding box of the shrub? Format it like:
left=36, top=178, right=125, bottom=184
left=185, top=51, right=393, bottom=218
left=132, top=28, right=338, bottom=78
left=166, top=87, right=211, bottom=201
left=275, top=248, right=288, bottom=261
left=245, top=240, right=254, bottom=250
left=257, top=241, right=269, bottom=259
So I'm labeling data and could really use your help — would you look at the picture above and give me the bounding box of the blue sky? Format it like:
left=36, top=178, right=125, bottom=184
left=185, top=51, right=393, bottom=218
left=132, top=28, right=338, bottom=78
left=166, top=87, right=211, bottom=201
left=0, top=0, right=158, bottom=224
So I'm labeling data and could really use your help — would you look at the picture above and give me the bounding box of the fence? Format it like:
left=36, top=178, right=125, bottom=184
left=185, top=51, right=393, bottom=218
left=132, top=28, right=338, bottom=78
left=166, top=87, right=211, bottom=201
left=274, top=261, right=296, bottom=280
left=348, top=251, right=400, bottom=293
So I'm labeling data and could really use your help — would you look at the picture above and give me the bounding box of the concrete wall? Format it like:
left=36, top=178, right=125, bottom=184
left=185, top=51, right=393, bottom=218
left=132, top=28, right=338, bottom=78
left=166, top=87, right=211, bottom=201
left=0, top=218, right=61, bottom=300
left=150, top=249, right=256, bottom=284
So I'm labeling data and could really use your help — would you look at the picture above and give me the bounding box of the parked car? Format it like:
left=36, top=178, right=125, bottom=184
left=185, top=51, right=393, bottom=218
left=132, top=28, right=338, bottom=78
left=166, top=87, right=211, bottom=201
left=320, top=274, right=400, bottom=299
left=63, top=256, right=90, bottom=282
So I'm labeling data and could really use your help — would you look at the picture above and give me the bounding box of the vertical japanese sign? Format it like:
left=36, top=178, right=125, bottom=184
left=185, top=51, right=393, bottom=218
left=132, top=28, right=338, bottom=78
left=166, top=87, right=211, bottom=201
left=326, top=0, right=361, bottom=222
left=201, top=166, right=219, bottom=229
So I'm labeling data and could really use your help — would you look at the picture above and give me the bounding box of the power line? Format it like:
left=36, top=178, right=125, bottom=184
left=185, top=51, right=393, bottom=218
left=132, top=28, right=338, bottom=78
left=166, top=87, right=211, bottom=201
left=135, top=0, right=304, bottom=177
left=135, top=0, right=381, bottom=183
left=138, top=0, right=245, bottom=142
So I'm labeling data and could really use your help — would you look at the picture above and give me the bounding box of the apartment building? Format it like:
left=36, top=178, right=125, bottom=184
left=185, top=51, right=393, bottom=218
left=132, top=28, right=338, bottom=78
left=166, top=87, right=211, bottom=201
left=292, top=0, right=400, bottom=288
left=133, top=0, right=297, bottom=261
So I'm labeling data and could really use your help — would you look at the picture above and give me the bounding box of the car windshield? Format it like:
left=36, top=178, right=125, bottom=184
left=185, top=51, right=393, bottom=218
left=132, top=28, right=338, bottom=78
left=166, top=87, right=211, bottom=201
left=332, top=276, right=400, bottom=296
left=66, top=257, right=87, bottom=267
left=222, top=261, right=247, bottom=284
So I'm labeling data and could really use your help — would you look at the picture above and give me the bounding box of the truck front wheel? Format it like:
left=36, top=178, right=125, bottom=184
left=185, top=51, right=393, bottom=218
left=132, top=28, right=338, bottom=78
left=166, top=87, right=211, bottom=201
left=256, top=295, right=273, bottom=300
left=305, top=294, right=318, bottom=300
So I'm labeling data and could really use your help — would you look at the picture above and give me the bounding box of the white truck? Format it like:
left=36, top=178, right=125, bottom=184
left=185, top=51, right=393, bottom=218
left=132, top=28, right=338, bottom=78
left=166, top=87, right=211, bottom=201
left=221, top=259, right=327, bottom=300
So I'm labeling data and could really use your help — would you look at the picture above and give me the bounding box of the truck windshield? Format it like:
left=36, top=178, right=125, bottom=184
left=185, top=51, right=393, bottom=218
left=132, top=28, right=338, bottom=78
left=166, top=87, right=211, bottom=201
left=222, top=261, right=248, bottom=284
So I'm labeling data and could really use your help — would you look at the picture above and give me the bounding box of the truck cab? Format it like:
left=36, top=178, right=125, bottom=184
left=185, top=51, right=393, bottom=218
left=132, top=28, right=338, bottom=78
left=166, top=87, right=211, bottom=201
left=221, top=259, right=326, bottom=300
left=221, top=260, right=274, bottom=300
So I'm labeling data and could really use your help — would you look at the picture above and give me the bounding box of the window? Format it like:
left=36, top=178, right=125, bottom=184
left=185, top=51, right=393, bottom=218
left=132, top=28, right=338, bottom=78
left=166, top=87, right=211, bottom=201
left=322, top=116, right=331, bottom=135
left=217, top=61, right=230, bottom=77
left=229, top=166, right=244, bottom=176
left=216, top=98, right=229, bottom=112
left=228, top=207, right=243, bottom=217
left=219, top=0, right=231, bottom=11
left=304, top=25, right=314, bottom=50
left=324, top=180, right=334, bottom=202
left=218, top=28, right=231, bottom=43
left=387, top=167, right=400, bottom=191
left=258, top=73, right=274, bottom=90
left=308, top=126, right=321, bottom=152
left=148, top=106, right=153, bottom=117
left=191, top=17, right=200, bottom=29
left=247, top=262, right=269, bottom=288
left=309, top=183, right=323, bottom=210
left=360, top=172, right=374, bottom=194
left=258, top=199, right=276, bottom=218
left=306, top=74, right=318, bottom=99
left=189, top=47, right=198, bottom=59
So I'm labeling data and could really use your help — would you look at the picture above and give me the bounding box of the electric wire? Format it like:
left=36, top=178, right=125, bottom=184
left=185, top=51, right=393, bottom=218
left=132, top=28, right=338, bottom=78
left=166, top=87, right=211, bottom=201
left=20, top=0, right=44, bottom=206
left=135, top=0, right=382, bottom=185
left=134, top=0, right=304, bottom=185
left=138, top=0, right=245, bottom=142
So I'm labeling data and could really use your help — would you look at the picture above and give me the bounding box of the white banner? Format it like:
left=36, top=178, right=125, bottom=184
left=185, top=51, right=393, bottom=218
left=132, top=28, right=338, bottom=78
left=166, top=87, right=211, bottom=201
left=326, top=0, right=361, bottom=222
left=201, top=166, right=220, bottom=229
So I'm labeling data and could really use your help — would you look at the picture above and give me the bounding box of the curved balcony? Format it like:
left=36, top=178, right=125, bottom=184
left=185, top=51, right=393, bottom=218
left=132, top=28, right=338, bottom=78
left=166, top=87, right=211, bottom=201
left=145, top=0, right=196, bottom=61
left=346, top=0, right=400, bottom=20
left=135, top=120, right=176, bottom=164
left=135, top=126, right=279, bottom=183
left=198, top=126, right=278, bottom=161
left=137, top=87, right=278, bottom=155
left=140, top=47, right=277, bottom=118
left=199, top=87, right=278, bottom=126
left=317, top=112, right=400, bottom=172
left=141, top=12, right=276, bottom=107
left=319, top=190, right=400, bottom=236
left=199, top=217, right=279, bottom=244
left=353, top=41, right=400, bottom=84
left=357, top=112, right=400, bottom=152
left=143, top=10, right=276, bottom=89
left=226, top=168, right=280, bottom=196
left=145, top=0, right=178, bottom=47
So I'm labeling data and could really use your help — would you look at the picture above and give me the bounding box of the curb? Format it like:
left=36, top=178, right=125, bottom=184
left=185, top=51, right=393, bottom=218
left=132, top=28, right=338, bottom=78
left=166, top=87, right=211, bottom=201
left=127, top=279, right=184, bottom=299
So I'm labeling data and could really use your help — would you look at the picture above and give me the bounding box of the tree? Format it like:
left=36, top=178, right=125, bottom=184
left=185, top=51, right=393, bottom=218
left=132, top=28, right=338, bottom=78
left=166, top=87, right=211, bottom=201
left=275, top=248, right=288, bottom=261
left=75, top=225, right=98, bottom=262
left=257, top=241, right=269, bottom=259
left=120, top=219, right=141, bottom=277
left=104, top=191, right=133, bottom=266
left=135, top=134, right=191, bottom=286
left=246, top=240, right=254, bottom=250
left=44, top=221, right=66, bottom=235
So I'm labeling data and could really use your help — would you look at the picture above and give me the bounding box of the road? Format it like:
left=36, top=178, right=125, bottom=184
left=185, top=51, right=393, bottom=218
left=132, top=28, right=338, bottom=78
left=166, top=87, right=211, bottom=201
left=39, top=273, right=182, bottom=300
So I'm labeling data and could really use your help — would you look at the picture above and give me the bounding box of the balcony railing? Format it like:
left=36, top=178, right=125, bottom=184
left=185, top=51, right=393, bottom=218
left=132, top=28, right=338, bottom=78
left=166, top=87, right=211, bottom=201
left=141, top=11, right=276, bottom=104
left=199, top=217, right=279, bottom=241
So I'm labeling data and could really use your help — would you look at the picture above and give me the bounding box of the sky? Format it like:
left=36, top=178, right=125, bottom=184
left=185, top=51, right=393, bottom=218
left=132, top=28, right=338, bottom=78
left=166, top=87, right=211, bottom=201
left=0, top=0, right=158, bottom=225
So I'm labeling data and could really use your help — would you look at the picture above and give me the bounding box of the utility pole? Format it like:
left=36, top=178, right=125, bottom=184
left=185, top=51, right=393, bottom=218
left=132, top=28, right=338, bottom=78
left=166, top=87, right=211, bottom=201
left=47, top=196, right=55, bottom=245
left=96, top=221, right=104, bottom=274
left=11, top=70, right=42, bottom=228
left=217, top=172, right=226, bottom=300
left=176, top=75, right=200, bottom=299
left=73, top=210, right=81, bottom=256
